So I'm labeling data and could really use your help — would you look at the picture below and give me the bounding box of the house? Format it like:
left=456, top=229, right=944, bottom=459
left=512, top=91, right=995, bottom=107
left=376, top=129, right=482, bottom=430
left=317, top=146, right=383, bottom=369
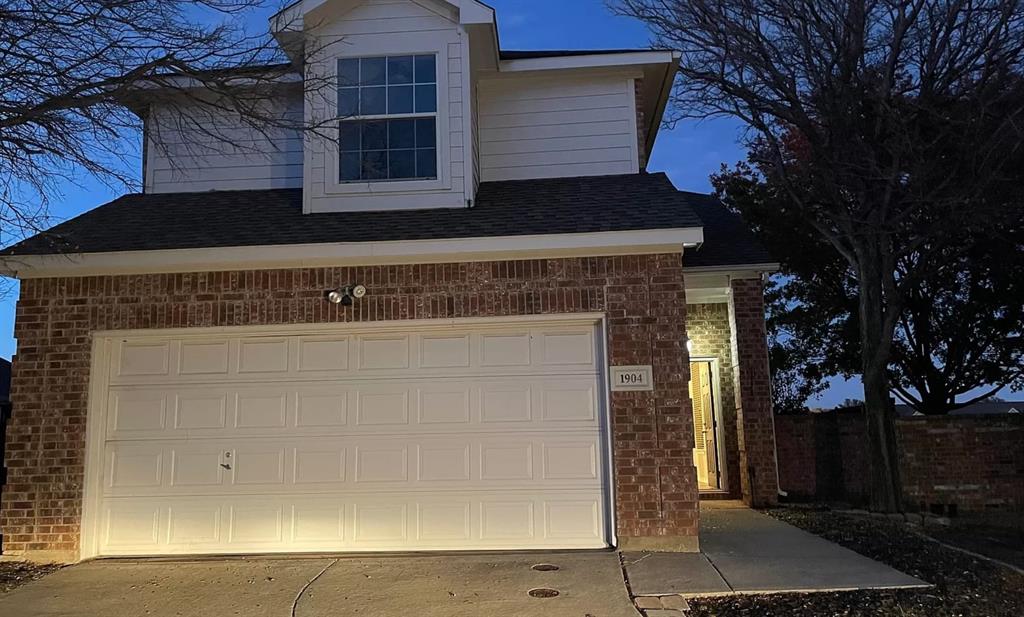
left=896, top=402, right=1023, bottom=416
left=0, top=0, right=779, bottom=564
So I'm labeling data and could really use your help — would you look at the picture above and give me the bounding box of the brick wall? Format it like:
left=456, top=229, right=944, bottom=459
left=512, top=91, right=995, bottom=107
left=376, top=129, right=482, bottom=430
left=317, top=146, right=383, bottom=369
left=776, top=413, right=1024, bottom=513
left=685, top=303, right=740, bottom=498
left=1, top=254, right=700, bottom=560
left=774, top=414, right=816, bottom=497
left=728, top=278, right=779, bottom=506
left=900, top=416, right=1024, bottom=513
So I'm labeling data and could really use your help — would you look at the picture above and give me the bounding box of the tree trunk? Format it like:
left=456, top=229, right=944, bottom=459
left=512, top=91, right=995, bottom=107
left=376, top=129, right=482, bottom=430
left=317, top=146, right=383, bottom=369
left=858, top=260, right=903, bottom=512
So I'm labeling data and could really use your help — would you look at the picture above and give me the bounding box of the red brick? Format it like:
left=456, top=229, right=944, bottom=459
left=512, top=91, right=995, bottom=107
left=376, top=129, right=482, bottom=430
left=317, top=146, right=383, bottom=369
left=1, top=254, right=702, bottom=558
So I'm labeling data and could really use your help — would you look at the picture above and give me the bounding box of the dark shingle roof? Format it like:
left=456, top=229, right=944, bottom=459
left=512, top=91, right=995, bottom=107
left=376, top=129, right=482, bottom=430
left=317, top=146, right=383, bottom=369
left=499, top=49, right=666, bottom=60
left=0, top=174, right=774, bottom=270
left=679, top=191, right=775, bottom=268
left=1, top=174, right=704, bottom=257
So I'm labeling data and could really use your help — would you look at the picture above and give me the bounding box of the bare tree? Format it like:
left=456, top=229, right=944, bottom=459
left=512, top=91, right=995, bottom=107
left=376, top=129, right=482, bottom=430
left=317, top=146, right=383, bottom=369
left=615, top=0, right=1024, bottom=511
left=0, top=1, right=339, bottom=250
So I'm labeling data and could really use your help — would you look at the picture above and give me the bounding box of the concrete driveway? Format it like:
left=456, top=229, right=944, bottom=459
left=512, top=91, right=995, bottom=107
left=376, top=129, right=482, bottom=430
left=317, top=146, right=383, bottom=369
left=623, top=501, right=928, bottom=598
left=0, top=551, right=639, bottom=617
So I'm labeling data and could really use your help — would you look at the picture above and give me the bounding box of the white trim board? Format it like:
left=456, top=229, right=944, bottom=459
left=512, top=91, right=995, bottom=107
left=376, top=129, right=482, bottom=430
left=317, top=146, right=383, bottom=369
left=1, top=228, right=703, bottom=279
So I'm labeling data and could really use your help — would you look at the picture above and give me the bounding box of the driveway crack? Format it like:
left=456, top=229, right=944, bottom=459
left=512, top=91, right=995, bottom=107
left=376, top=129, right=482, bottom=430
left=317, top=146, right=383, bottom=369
left=291, top=558, right=340, bottom=617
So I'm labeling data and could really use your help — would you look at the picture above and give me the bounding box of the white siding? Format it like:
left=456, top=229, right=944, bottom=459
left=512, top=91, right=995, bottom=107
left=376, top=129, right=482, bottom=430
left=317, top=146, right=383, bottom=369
left=477, top=73, right=639, bottom=182
left=146, top=94, right=303, bottom=193
left=304, top=0, right=468, bottom=212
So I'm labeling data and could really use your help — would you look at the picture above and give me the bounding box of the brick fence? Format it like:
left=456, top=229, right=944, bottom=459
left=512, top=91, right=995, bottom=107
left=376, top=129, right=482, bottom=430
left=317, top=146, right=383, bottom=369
left=776, top=411, right=1024, bottom=514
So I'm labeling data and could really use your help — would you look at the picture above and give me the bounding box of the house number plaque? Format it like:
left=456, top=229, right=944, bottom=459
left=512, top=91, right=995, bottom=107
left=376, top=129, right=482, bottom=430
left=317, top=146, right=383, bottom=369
left=610, top=365, right=654, bottom=391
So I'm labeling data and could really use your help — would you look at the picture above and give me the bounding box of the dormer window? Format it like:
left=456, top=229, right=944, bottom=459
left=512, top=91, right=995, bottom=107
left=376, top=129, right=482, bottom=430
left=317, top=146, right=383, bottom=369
left=337, top=55, right=438, bottom=182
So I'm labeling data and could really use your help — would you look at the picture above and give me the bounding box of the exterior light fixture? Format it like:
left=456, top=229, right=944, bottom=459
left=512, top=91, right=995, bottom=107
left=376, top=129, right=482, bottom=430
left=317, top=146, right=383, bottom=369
left=326, top=284, right=367, bottom=306
left=685, top=336, right=694, bottom=354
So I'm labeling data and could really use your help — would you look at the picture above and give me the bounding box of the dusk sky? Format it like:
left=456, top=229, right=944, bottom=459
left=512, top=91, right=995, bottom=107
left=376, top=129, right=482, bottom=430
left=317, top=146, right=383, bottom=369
left=0, top=0, right=866, bottom=407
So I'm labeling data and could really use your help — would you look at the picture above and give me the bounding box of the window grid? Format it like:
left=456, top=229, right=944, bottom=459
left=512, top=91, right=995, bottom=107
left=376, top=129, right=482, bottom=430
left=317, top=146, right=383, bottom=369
left=338, top=54, right=439, bottom=183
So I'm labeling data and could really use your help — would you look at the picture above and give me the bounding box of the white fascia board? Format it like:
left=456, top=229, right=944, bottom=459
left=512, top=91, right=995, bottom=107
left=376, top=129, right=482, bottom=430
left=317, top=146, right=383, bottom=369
left=682, top=263, right=781, bottom=275
left=499, top=51, right=679, bottom=73
left=1, top=228, right=703, bottom=279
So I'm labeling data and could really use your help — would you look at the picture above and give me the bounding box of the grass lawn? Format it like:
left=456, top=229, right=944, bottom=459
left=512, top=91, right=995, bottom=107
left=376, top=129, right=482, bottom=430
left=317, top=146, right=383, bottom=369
left=688, top=507, right=1024, bottom=617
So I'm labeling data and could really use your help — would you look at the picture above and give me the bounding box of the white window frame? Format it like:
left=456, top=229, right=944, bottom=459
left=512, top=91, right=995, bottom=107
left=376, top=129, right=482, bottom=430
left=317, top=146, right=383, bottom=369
left=324, top=41, right=451, bottom=195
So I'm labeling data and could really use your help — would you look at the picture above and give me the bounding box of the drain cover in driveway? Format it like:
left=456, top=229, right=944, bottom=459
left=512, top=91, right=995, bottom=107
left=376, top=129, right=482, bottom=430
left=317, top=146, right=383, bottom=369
left=531, top=564, right=560, bottom=572
left=528, top=588, right=560, bottom=598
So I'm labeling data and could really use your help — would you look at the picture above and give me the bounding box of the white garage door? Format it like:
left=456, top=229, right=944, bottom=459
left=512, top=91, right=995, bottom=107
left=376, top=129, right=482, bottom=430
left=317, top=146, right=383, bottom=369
left=83, top=317, right=610, bottom=557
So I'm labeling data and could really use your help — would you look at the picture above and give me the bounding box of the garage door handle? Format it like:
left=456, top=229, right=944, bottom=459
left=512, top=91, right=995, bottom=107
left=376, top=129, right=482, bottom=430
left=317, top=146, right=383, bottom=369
left=220, top=463, right=232, bottom=470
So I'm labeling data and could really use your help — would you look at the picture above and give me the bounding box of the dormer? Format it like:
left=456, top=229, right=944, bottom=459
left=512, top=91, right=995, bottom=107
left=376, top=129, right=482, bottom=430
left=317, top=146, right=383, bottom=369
left=138, top=0, right=679, bottom=212
left=272, top=0, right=498, bottom=212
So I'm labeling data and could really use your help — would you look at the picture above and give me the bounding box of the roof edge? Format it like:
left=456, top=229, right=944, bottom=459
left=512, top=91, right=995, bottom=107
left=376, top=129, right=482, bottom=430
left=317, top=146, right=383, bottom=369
left=0, top=227, right=704, bottom=279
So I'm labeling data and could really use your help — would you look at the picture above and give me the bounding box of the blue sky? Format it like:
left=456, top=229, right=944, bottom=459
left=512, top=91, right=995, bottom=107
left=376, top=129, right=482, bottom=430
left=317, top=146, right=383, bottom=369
left=0, top=0, right=865, bottom=407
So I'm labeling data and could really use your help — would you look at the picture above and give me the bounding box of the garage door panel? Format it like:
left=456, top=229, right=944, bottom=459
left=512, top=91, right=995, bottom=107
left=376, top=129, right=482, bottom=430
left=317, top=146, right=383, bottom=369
left=106, top=378, right=599, bottom=441
left=228, top=504, right=284, bottom=544
left=108, top=326, right=600, bottom=388
left=167, top=504, right=222, bottom=546
left=108, top=390, right=167, bottom=437
left=235, top=390, right=288, bottom=429
left=179, top=340, right=231, bottom=376
left=117, top=341, right=171, bottom=378
left=292, top=503, right=346, bottom=542
left=297, top=337, right=350, bottom=372
left=419, top=334, right=471, bottom=368
left=94, top=320, right=610, bottom=556
left=105, top=433, right=604, bottom=497
left=169, top=445, right=226, bottom=489
left=538, top=330, right=595, bottom=366
left=97, top=490, right=606, bottom=555
left=107, top=448, right=164, bottom=489
left=357, top=335, right=412, bottom=370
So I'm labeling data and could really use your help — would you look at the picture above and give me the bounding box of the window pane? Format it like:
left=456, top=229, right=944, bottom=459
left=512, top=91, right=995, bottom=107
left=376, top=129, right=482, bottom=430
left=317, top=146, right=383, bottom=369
left=339, top=122, right=361, bottom=151
left=414, top=84, right=437, bottom=113
left=338, top=58, right=360, bottom=87
left=340, top=152, right=361, bottom=181
left=360, top=86, right=386, bottom=115
left=362, top=150, right=388, bottom=180
left=360, top=57, right=386, bottom=85
left=416, top=148, right=437, bottom=179
left=338, top=88, right=359, bottom=117
left=389, top=118, right=415, bottom=149
left=415, top=118, right=436, bottom=148
left=414, top=55, right=436, bottom=84
left=361, top=120, right=388, bottom=150
left=389, top=150, right=416, bottom=179
left=387, top=56, right=414, bottom=84
left=387, top=85, right=414, bottom=114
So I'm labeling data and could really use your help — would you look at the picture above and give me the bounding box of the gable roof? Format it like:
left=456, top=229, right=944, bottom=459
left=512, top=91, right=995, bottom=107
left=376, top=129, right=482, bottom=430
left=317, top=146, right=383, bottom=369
left=1, top=174, right=703, bottom=257
left=679, top=191, right=774, bottom=269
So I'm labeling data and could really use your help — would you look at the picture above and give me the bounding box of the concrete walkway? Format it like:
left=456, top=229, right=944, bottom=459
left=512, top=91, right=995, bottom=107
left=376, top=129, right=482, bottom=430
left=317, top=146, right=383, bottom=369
left=0, top=552, right=638, bottom=617
left=624, top=501, right=928, bottom=598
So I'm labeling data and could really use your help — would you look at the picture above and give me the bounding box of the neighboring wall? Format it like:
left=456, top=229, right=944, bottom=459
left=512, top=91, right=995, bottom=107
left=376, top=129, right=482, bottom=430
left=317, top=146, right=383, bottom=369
left=776, top=412, right=1024, bottom=514
left=477, top=71, right=641, bottom=181
left=146, top=93, right=304, bottom=193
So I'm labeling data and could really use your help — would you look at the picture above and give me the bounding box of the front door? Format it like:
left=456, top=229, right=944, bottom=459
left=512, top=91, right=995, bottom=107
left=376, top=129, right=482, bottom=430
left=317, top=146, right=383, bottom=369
left=689, top=361, right=721, bottom=490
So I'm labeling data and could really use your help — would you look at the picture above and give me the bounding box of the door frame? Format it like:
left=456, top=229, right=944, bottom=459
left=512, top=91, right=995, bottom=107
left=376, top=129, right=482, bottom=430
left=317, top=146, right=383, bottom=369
left=689, top=356, right=727, bottom=492
left=80, top=313, right=614, bottom=560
